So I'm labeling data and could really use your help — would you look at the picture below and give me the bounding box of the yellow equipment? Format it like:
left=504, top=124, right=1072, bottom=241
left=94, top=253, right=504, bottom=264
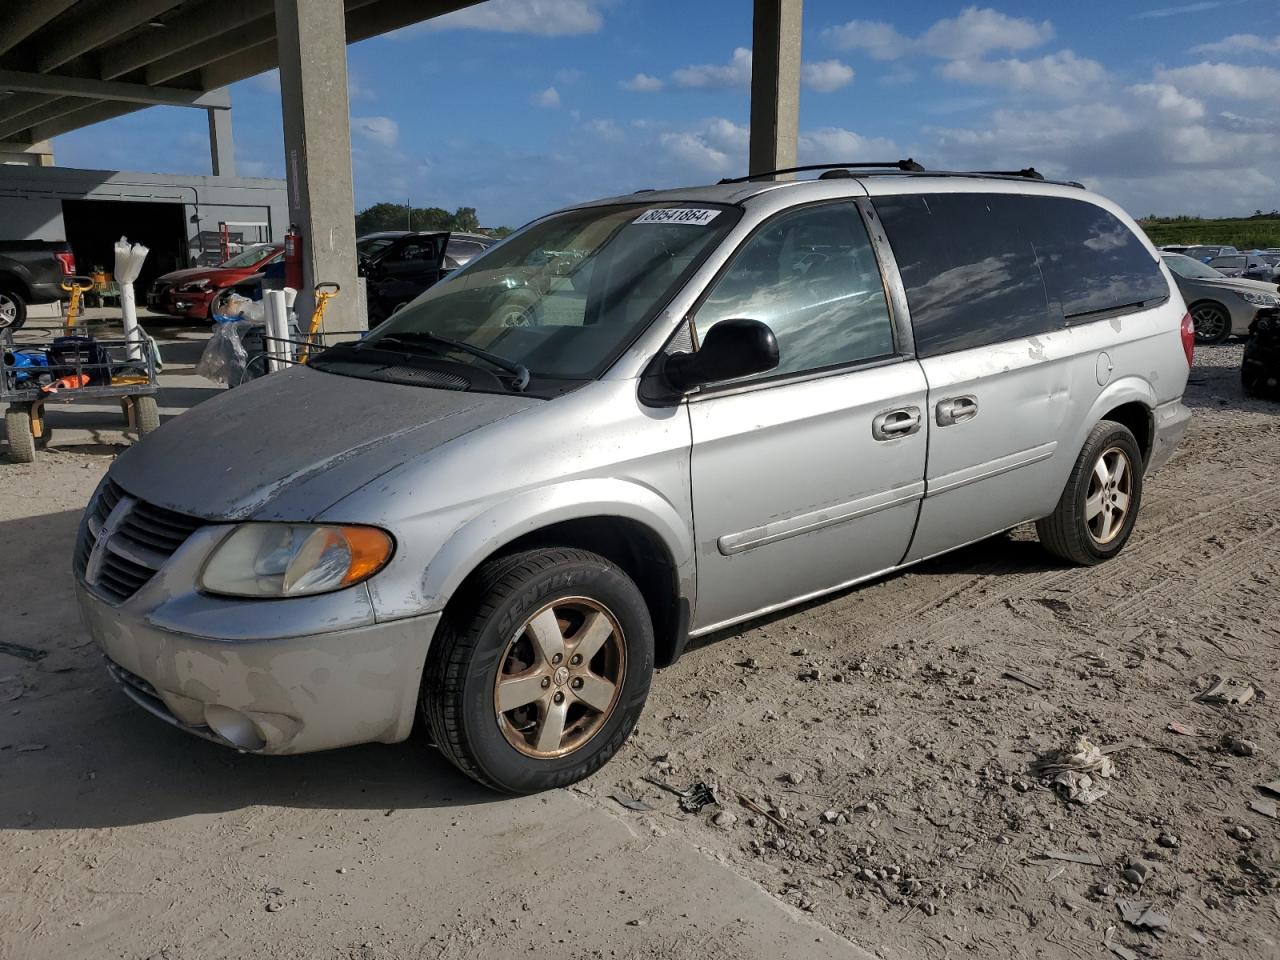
left=61, top=276, right=96, bottom=331
left=298, top=281, right=340, bottom=363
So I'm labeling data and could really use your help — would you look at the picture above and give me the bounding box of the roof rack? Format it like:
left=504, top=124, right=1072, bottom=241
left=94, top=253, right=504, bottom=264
left=719, top=160, right=926, bottom=184
left=974, top=167, right=1044, bottom=181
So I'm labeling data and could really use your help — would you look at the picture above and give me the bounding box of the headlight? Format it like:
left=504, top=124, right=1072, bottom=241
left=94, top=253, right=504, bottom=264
left=200, top=524, right=394, bottom=598
left=1239, top=290, right=1280, bottom=307
left=177, top=279, right=211, bottom=293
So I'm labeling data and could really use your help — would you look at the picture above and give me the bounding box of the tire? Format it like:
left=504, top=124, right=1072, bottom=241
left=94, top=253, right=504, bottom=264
left=1037, top=420, right=1144, bottom=566
left=1190, top=301, right=1231, bottom=345
left=423, top=547, right=654, bottom=794
left=5, top=404, right=35, bottom=463
left=1242, top=363, right=1264, bottom=397
left=0, top=287, right=27, bottom=333
left=134, top=396, right=160, bottom=436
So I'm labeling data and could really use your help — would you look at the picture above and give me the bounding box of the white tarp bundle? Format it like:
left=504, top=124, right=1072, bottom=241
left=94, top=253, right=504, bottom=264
left=113, top=237, right=149, bottom=359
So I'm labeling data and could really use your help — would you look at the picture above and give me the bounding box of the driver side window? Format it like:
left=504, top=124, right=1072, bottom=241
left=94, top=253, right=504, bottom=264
left=693, top=202, right=895, bottom=379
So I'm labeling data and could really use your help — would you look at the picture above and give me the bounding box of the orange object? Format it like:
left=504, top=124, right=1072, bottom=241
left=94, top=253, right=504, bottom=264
left=41, top=373, right=90, bottom=394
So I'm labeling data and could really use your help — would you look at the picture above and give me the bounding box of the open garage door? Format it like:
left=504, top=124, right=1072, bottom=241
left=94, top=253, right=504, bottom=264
left=62, top=199, right=187, bottom=293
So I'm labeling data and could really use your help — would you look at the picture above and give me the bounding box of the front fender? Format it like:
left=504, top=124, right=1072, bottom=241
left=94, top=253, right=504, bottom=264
left=419, top=477, right=695, bottom=613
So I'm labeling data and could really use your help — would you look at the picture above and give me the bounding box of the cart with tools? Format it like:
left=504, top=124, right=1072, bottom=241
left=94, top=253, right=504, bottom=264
left=1, top=331, right=159, bottom=463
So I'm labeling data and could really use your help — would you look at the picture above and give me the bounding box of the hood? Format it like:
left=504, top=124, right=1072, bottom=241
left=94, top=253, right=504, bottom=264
left=154, top=266, right=228, bottom=287
left=110, top=366, right=538, bottom=521
left=1187, top=274, right=1280, bottom=295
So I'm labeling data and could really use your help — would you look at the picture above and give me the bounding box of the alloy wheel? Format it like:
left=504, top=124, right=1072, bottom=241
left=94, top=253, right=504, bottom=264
left=0, top=293, right=16, bottom=328
left=1191, top=304, right=1229, bottom=343
left=1085, top=445, right=1133, bottom=546
left=493, top=597, right=626, bottom=759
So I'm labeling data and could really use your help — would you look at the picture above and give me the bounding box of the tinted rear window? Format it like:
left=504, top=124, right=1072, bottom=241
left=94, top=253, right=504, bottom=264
left=874, top=192, right=1167, bottom=357
left=872, top=193, right=1048, bottom=357
left=1023, top=196, right=1167, bottom=321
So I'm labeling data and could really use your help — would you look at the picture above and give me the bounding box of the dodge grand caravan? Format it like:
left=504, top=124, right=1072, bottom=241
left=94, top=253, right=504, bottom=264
left=74, top=163, right=1193, bottom=793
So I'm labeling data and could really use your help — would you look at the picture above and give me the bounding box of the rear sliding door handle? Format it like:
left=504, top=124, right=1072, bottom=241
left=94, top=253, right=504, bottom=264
left=936, top=395, right=978, bottom=427
left=872, top=406, right=922, bottom=441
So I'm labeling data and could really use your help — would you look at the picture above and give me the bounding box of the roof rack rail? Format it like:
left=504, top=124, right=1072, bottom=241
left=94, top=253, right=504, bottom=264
left=974, top=168, right=1044, bottom=181
left=718, top=159, right=925, bottom=184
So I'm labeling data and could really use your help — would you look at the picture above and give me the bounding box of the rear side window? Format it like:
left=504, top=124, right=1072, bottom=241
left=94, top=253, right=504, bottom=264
left=873, top=193, right=1049, bottom=357
left=1023, top=196, right=1167, bottom=321
left=875, top=192, right=1167, bottom=357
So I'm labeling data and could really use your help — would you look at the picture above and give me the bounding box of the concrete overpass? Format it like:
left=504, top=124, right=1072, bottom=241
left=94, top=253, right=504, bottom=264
left=0, top=0, right=803, bottom=329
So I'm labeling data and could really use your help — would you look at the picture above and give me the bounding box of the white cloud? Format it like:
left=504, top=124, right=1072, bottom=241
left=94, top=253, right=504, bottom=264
left=1155, top=61, right=1280, bottom=99
left=531, top=86, right=561, bottom=108
left=673, top=47, right=753, bottom=89
left=351, top=116, right=398, bottom=147
left=659, top=118, right=749, bottom=174
left=1131, top=1, right=1246, bottom=19
left=801, top=59, right=855, bottom=92
left=584, top=118, right=624, bottom=142
left=797, top=128, right=902, bottom=164
left=423, top=0, right=605, bottom=36
left=940, top=51, right=1108, bottom=99
left=1193, top=33, right=1280, bottom=55
left=621, top=72, right=664, bottom=92
left=918, top=7, right=1054, bottom=60
left=554, top=68, right=584, bottom=85
left=880, top=65, right=917, bottom=86
left=824, top=7, right=1053, bottom=61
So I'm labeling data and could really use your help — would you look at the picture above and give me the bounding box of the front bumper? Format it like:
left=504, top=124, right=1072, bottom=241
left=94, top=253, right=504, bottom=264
left=147, top=287, right=213, bottom=319
left=77, top=581, right=439, bottom=754
left=1147, top=398, right=1192, bottom=474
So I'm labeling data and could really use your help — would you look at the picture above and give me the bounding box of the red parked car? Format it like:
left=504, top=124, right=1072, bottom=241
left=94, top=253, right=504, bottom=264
left=147, top=243, right=282, bottom=320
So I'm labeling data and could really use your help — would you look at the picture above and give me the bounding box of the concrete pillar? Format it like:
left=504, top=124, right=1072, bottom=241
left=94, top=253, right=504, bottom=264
left=207, top=103, right=236, bottom=177
left=748, top=0, right=803, bottom=179
left=274, top=0, right=360, bottom=333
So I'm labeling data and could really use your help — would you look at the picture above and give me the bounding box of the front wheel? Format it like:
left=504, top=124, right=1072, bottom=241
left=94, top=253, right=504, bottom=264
left=423, top=548, right=653, bottom=794
left=1037, top=421, right=1144, bottom=566
left=0, top=288, right=27, bottom=332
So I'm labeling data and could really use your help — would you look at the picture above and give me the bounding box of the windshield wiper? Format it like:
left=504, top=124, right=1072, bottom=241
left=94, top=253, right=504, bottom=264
left=367, top=331, right=530, bottom=390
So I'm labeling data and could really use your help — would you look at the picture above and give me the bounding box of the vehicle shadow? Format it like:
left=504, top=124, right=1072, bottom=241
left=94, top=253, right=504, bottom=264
left=0, top=508, right=499, bottom=831
left=1185, top=341, right=1277, bottom=413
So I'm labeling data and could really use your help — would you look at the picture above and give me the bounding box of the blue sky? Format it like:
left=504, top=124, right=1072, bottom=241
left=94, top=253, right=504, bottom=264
left=54, top=0, right=1280, bottom=227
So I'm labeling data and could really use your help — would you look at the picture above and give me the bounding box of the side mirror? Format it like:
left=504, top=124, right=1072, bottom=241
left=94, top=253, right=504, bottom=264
left=663, top=318, right=779, bottom=391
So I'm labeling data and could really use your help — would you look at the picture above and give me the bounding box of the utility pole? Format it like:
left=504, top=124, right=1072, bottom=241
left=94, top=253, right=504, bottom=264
left=406, top=199, right=412, bottom=231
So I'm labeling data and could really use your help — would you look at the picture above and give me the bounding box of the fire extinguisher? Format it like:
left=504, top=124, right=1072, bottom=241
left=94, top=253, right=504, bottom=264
left=284, top=223, right=304, bottom=291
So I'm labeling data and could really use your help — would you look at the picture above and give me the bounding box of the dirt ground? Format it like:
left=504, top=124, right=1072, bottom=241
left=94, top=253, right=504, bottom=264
left=1, top=336, right=1277, bottom=960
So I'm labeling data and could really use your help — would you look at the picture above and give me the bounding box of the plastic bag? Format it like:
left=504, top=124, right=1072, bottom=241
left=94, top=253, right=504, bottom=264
left=196, top=319, right=255, bottom=385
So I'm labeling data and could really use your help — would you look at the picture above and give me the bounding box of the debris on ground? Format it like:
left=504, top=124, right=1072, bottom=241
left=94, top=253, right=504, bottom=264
left=1116, top=899, right=1171, bottom=933
left=1229, top=825, right=1254, bottom=842
left=610, top=792, right=655, bottom=812
left=1030, top=737, right=1115, bottom=804
left=1223, top=734, right=1257, bottom=756
left=1001, top=669, right=1044, bottom=690
left=1248, top=799, right=1278, bottom=819
left=1260, top=781, right=1280, bottom=798
left=0, top=641, right=47, bottom=663
left=1122, top=860, right=1152, bottom=887
left=1195, top=675, right=1256, bottom=707
left=643, top=777, right=719, bottom=813
left=1040, top=849, right=1104, bottom=866
left=1166, top=720, right=1200, bottom=736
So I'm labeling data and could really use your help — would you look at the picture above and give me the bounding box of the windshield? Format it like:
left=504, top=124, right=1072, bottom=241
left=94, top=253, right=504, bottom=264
left=359, top=202, right=740, bottom=382
left=1163, top=253, right=1225, bottom=279
left=357, top=235, right=401, bottom=257
left=220, top=245, right=274, bottom=268
left=1209, top=256, right=1245, bottom=270
left=1182, top=246, right=1218, bottom=261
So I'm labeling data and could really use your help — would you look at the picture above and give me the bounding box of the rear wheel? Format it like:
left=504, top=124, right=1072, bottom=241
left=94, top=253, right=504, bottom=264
left=1037, top=421, right=1144, bottom=565
left=423, top=548, right=654, bottom=794
left=4, top=404, right=35, bottom=463
left=134, top=396, right=160, bottom=436
left=1190, top=302, right=1231, bottom=345
left=0, top=287, right=27, bottom=332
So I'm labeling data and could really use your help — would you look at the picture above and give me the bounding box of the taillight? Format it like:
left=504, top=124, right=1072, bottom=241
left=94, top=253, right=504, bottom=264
left=54, top=251, right=76, bottom=275
left=1180, top=312, right=1195, bottom=367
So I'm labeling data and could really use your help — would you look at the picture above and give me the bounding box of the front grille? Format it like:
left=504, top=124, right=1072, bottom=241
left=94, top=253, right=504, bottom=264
left=75, top=478, right=205, bottom=604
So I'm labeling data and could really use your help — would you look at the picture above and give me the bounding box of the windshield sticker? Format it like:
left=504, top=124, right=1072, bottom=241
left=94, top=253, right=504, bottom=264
left=634, top=208, right=722, bottom=226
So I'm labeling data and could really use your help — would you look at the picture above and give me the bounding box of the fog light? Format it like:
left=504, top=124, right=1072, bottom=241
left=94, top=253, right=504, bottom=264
left=204, top=704, right=265, bottom=750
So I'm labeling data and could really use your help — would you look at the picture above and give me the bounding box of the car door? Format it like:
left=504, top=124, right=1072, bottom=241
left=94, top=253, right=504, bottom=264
left=686, top=200, right=928, bottom=633
left=873, top=190, right=1169, bottom=562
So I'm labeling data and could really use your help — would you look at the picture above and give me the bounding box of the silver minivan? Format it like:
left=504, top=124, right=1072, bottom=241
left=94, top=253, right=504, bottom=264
left=75, top=165, right=1193, bottom=793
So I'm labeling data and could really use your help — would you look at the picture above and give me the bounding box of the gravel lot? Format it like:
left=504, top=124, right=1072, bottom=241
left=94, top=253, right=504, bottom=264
left=1, top=339, right=1276, bottom=959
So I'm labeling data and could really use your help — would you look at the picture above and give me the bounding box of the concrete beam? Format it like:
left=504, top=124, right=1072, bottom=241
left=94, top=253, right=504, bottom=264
left=275, top=0, right=360, bottom=332
left=0, top=68, right=230, bottom=108
left=36, top=0, right=181, bottom=73
left=748, top=0, right=803, bottom=179
left=100, top=0, right=274, bottom=80
left=29, top=101, right=147, bottom=143
left=0, top=0, right=80, bottom=58
left=208, top=102, right=236, bottom=177
left=146, top=19, right=276, bottom=85
left=0, top=97, right=91, bottom=141
left=0, top=92, right=58, bottom=126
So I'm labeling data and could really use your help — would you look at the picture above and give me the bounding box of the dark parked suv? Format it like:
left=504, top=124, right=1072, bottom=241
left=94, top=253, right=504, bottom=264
left=0, top=240, right=78, bottom=331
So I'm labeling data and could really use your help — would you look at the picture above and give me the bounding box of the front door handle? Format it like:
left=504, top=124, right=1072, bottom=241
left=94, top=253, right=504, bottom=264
left=936, top=395, right=978, bottom=427
left=872, top=406, right=922, bottom=441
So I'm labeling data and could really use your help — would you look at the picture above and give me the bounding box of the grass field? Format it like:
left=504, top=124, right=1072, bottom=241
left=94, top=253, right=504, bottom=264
left=1139, top=215, right=1280, bottom=250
